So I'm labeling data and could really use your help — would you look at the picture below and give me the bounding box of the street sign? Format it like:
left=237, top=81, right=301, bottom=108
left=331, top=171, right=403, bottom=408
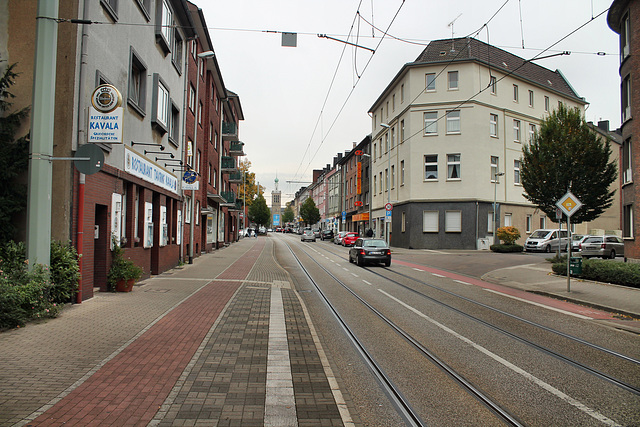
left=183, top=170, right=197, bottom=184
left=74, top=144, right=104, bottom=175
left=385, top=210, right=392, bottom=223
left=385, top=203, right=393, bottom=211
left=556, top=191, right=582, bottom=218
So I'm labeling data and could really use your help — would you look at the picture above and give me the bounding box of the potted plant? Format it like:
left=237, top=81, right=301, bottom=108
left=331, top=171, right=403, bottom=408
left=107, top=239, right=143, bottom=292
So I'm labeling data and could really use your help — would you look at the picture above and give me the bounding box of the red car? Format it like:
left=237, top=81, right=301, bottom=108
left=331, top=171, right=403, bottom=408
left=341, top=232, right=359, bottom=247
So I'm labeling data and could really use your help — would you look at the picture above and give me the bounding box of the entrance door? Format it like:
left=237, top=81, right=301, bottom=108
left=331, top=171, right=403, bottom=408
left=94, top=204, right=108, bottom=291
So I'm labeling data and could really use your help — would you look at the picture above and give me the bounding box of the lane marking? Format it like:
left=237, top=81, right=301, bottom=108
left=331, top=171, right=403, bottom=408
left=378, top=290, right=619, bottom=426
left=362, top=280, right=372, bottom=286
left=413, top=268, right=424, bottom=272
left=431, top=273, right=445, bottom=278
left=454, top=280, right=471, bottom=286
left=351, top=273, right=358, bottom=277
left=483, top=289, right=592, bottom=320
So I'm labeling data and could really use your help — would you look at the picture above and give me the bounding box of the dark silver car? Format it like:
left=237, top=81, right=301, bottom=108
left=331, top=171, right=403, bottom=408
left=349, top=238, right=391, bottom=267
left=580, top=235, right=624, bottom=259
left=301, top=230, right=316, bottom=242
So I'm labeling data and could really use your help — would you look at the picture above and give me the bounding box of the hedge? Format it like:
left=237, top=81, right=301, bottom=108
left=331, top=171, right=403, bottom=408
left=552, top=258, right=640, bottom=288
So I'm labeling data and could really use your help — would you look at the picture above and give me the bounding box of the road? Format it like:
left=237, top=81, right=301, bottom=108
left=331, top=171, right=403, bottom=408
left=276, top=233, right=640, bottom=426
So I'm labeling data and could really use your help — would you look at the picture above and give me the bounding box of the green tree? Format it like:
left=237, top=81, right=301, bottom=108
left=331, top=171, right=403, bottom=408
left=0, top=64, right=30, bottom=243
left=237, top=158, right=259, bottom=209
left=282, top=204, right=295, bottom=224
left=299, top=197, right=320, bottom=226
left=248, top=192, right=271, bottom=228
left=520, top=104, right=617, bottom=224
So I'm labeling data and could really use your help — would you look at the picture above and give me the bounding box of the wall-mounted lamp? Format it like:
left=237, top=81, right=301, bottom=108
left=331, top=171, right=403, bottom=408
left=131, top=141, right=163, bottom=148
left=146, top=150, right=173, bottom=158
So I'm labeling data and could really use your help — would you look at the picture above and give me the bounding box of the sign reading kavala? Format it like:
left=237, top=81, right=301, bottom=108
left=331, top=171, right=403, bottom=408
left=88, top=84, right=123, bottom=143
left=125, top=147, right=178, bottom=194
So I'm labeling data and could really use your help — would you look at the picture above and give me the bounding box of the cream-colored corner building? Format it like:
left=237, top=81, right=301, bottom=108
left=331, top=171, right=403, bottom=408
left=369, top=37, right=620, bottom=249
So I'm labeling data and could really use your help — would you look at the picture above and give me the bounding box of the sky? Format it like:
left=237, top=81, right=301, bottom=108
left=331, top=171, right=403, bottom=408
left=199, top=0, right=621, bottom=206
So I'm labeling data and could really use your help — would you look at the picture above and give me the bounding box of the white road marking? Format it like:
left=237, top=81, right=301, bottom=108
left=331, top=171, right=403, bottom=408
left=378, top=290, right=619, bottom=426
left=362, top=280, right=372, bottom=286
left=454, top=280, right=471, bottom=286
left=483, top=289, right=592, bottom=320
left=413, top=268, right=423, bottom=272
left=431, top=273, right=445, bottom=278
left=351, top=273, right=358, bottom=277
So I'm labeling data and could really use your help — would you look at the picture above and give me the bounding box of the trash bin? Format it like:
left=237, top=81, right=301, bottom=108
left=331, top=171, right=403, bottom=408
left=569, top=257, right=582, bottom=275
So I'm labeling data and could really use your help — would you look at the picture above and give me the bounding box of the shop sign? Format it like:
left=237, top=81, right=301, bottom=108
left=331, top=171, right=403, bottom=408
left=125, top=147, right=178, bottom=194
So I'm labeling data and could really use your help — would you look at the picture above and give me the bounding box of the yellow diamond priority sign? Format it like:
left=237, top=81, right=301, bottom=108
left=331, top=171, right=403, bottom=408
left=556, top=191, right=582, bottom=218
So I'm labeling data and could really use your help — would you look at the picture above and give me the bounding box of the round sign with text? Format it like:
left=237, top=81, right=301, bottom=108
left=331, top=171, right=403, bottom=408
left=91, top=84, right=122, bottom=113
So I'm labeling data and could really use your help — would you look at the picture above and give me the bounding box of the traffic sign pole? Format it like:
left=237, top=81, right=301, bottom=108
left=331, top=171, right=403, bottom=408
left=556, top=192, right=582, bottom=292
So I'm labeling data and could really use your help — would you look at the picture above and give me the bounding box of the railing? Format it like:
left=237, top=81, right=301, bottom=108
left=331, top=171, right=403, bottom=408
left=229, top=141, right=245, bottom=156
left=221, top=191, right=236, bottom=205
left=221, top=156, right=237, bottom=172
left=222, top=122, right=237, bottom=140
left=228, top=171, right=242, bottom=183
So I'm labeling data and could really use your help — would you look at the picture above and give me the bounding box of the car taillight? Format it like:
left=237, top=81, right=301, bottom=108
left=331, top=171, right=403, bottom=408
left=386, top=249, right=391, bottom=255
left=601, top=243, right=606, bottom=249
left=359, top=249, right=365, bottom=255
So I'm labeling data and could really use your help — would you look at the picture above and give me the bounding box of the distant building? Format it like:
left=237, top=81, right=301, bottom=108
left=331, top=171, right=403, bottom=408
left=271, top=177, right=282, bottom=227
left=368, top=37, right=619, bottom=249
left=608, top=0, right=639, bottom=260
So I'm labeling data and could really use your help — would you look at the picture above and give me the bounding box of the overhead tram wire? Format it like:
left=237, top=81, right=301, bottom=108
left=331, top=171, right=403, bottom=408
left=299, top=0, right=406, bottom=181
left=401, top=6, right=611, bottom=146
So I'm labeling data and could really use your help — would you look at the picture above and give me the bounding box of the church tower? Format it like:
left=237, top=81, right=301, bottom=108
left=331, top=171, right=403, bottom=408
left=271, top=177, right=282, bottom=227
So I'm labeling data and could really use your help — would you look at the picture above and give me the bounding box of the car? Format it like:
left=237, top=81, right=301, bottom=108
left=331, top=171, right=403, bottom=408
left=349, top=238, right=391, bottom=267
left=334, top=231, right=348, bottom=245
left=341, top=232, right=359, bottom=247
left=313, top=229, right=321, bottom=239
left=524, top=229, right=568, bottom=253
left=301, top=230, right=316, bottom=242
left=321, top=229, right=334, bottom=241
left=580, top=235, right=624, bottom=259
left=570, top=234, right=590, bottom=252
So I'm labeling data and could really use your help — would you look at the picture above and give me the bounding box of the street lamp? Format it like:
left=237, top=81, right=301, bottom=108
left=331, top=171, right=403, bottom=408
left=188, top=50, right=215, bottom=264
left=493, top=171, right=505, bottom=245
left=381, top=123, right=391, bottom=245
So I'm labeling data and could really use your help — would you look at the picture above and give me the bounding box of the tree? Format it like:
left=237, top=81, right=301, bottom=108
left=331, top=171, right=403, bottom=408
left=237, top=158, right=260, bottom=209
left=248, top=192, right=271, bottom=228
left=282, top=204, right=295, bottom=224
left=520, top=104, right=617, bottom=224
left=0, top=64, right=30, bottom=244
left=299, top=197, right=320, bottom=226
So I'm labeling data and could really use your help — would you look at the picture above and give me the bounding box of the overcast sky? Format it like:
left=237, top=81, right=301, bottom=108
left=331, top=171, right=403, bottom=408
left=199, top=0, right=620, bottom=205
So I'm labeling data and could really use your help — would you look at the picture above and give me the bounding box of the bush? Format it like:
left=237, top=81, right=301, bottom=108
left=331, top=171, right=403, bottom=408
left=497, top=226, right=521, bottom=245
left=490, top=243, right=524, bottom=253
left=552, top=258, right=640, bottom=288
left=0, top=240, right=79, bottom=329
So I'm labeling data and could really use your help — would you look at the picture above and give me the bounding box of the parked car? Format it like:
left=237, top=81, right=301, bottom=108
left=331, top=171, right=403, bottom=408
left=341, top=232, right=359, bottom=247
left=570, top=234, right=590, bottom=252
left=321, top=229, right=334, bottom=241
left=301, top=230, right=316, bottom=242
left=334, top=231, right=348, bottom=245
left=580, top=235, right=624, bottom=259
left=349, top=238, right=391, bottom=267
left=313, top=229, right=321, bottom=239
left=524, top=229, right=568, bottom=253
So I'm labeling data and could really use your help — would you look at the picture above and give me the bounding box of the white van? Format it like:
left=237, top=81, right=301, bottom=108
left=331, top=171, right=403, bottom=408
left=524, top=229, right=568, bottom=253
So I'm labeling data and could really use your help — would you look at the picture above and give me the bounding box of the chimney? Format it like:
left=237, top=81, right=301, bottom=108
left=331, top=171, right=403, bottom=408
left=312, top=169, right=322, bottom=183
left=597, top=120, right=610, bottom=132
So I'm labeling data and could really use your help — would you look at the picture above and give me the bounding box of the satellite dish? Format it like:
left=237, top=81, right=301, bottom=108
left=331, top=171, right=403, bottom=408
left=74, top=144, right=104, bottom=175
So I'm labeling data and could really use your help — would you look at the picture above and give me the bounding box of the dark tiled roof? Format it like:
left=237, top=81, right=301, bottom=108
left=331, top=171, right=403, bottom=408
left=413, top=37, right=581, bottom=100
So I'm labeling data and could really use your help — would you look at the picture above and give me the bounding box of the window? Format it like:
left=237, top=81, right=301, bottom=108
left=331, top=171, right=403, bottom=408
left=514, top=160, right=521, bottom=184
left=526, top=214, right=532, bottom=233
left=186, top=140, right=193, bottom=167
left=623, top=204, right=633, bottom=238
left=426, top=73, right=436, bottom=91
left=424, top=155, right=438, bottom=180
left=134, top=0, right=151, bottom=20
left=488, top=212, right=495, bottom=234
left=528, top=90, right=534, bottom=107
left=445, top=211, right=462, bottom=232
left=544, top=96, right=550, bottom=112
left=189, top=84, right=195, bottom=112
left=169, top=101, right=180, bottom=145
left=513, top=119, right=521, bottom=142
left=448, top=71, right=458, bottom=90
left=391, top=127, right=395, bottom=148
left=196, top=149, right=201, bottom=173
left=156, top=0, right=173, bottom=54
left=490, top=113, right=498, bottom=137
left=424, top=112, right=438, bottom=135
left=447, top=154, right=461, bottom=179
left=152, top=74, right=170, bottom=133
left=379, top=172, right=383, bottom=193
left=214, top=131, right=219, bottom=151
left=446, top=110, right=460, bottom=133
left=400, top=160, right=405, bottom=186
left=373, top=175, right=377, bottom=194
left=195, top=201, right=200, bottom=225
left=373, top=142, right=377, bottom=160
left=209, top=122, right=213, bottom=144
left=401, top=120, right=405, bottom=143
left=385, top=133, right=389, bottom=152
left=392, top=94, right=396, bottom=111
left=529, top=124, right=536, bottom=142
left=423, top=211, right=438, bottom=232
left=386, top=101, right=389, bottom=118
left=622, top=75, right=631, bottom=122
left=490, top=76, right=497, bottom=94
left=504, top=213, right=512, bottom=227
left=184, top=196, right=191, bottom=223
left=128, top=47, right=147, bottom=115
left=191, top=39, right=197, bottom=59
left=513, top=84, right=519, bottom=102
left=101, top=0, right=118, bottom=21
left=539, top=216, right=547, bottom=229
left=490, top=156, right=499, bottom=181
left=208, top=163, right=212, bottom=184
left=172, top=26, right=183, bottom=73
left=198, top=100, right=203, bottom=126
left=622, top=138, right=632, bottom=183
left=391, top=165, right=395, bottom=188
left=621, top=12, right=630, bottom=61
left=385, top=168, right=389, bottom=192
left=401, top=84, right=404, bottom=102
left=401, top=212, right=406, bottom=233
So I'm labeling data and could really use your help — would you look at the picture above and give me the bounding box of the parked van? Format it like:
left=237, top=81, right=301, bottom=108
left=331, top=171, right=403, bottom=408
left=524, top=229, right=568, bottom=253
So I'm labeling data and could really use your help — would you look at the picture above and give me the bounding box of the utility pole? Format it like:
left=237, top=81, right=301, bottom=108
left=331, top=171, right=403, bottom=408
left=26, top=0, right=59, bottom=268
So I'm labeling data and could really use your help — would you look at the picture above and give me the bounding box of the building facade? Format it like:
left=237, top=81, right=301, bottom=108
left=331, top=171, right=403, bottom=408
left=369, top=37, right=619, bottom=249
left=609, top=0, right=639, bottom=260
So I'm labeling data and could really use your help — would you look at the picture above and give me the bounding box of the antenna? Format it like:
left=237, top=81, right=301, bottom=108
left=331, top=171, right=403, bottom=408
left=448, top=13, right=462, bottom=52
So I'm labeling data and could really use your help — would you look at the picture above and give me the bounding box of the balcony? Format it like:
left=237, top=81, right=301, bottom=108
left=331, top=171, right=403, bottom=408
left=221, top=156, right=237, bottom=173
left=220, top=191, right=236, bottom=207
left=229, top=171, right=243, bottom=183
left=229, top=141, right=245, bottom=156
left=228, top=200, right=243, bottom=212
left=222, top=121, right=237, bottom=141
